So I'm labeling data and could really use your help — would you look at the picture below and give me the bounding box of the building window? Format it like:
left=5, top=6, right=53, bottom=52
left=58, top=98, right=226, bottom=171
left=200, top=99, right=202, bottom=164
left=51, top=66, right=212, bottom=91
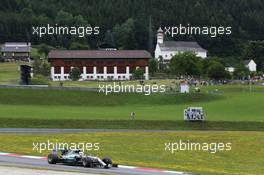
left=97, top=67, right=104, bottom=73
left=107, top=66, right=114, bottom=73
left=64, top=66, right=70, bottom=73
left=117, top=66, right=126, bottom=73
left=87, top=66, right=93, bottom=73
left=55, top=67, right=60, bottom=73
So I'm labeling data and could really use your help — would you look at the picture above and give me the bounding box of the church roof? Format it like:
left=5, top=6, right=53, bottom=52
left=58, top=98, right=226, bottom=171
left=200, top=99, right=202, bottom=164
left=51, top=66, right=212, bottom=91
left=157, top=27, right=163, bottom=33
left=158, top=41, right=207, bottom=52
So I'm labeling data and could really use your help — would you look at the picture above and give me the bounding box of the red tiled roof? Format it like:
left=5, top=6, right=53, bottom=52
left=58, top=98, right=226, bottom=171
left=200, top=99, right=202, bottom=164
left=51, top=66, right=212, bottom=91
left=48, top=50, right=151, bottom=59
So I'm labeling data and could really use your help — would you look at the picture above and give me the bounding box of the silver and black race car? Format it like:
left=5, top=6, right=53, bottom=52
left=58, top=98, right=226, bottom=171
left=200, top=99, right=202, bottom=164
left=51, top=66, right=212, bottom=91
left=47, top=149, right=118, bottom=168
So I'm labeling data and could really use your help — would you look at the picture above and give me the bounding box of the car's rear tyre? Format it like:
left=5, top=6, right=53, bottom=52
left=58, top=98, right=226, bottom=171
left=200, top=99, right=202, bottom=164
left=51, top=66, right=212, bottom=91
left=82, top=157, right=93, bottom=168
left=47, top=154, right=58, bottom=164
left=102, top=157, right=112, bottom=168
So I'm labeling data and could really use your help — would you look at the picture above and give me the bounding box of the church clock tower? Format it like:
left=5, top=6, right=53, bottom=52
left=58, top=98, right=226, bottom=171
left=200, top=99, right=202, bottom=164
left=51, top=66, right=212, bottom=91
left=157, top=27, right=164, bottom=44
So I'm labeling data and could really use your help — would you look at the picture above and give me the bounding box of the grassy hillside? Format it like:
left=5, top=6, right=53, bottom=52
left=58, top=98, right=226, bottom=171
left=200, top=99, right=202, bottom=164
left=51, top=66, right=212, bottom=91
left=0, top=88, right=220, bottom=106
left=0, top=86, right=263, bottom=121
left=0, top=62, right=263, bottom=129
left=0, top=85, right=263, bottom=130
left=0, top=63, right=20, bottom=85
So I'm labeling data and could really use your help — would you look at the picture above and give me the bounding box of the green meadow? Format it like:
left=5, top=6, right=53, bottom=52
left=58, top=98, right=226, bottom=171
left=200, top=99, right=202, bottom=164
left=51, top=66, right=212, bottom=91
left=0, top=62, right=264, bottom=175
left=0, top=85, right=263, bottom=130
left=0, top=63, right=21, bottom=85
left=0, top=85, right=263, bottom=121
left=0, top=131, right=263, bottom=175
left=0, top=62, right=263, bottom=129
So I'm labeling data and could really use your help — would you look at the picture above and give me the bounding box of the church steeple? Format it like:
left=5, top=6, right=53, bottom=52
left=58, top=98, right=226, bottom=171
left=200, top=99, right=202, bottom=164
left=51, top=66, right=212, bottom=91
left=157, top=27, right=164, bottom=44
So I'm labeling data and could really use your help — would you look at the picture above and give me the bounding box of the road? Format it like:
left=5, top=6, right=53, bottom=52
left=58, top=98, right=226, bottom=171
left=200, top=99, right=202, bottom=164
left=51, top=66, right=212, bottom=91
left=0, top=154, right=191, bottom=175
left=0, top=166, right=97, bottom=175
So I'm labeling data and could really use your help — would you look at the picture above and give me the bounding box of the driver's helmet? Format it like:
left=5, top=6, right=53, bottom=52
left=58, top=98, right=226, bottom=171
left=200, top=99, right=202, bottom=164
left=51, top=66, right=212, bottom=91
left=61, top=148, right=68, bottom=155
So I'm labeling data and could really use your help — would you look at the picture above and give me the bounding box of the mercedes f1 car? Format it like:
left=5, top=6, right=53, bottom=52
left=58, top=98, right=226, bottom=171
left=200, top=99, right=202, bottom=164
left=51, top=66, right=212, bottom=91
left=47, top=149, right=118, bottom=168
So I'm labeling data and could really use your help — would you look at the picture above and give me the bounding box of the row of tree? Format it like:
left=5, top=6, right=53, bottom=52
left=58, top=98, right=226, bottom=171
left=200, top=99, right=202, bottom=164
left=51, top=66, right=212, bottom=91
left=0, top=0, right=264, bottom=58
left=149, top=52, right=262, bottom=80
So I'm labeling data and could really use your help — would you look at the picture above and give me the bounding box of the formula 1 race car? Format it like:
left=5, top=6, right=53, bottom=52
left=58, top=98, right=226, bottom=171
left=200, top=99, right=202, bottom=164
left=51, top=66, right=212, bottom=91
left=47, top=149, right=118, bottom=168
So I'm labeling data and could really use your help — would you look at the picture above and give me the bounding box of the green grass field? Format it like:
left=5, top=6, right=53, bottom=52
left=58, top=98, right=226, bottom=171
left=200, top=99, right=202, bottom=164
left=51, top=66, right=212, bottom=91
left=0, top=86, right=263, bottom=121
left=0, top=63, right=21, bottom=85
left=0, top=131, right=263, bottom=175
left=0, top=62, right=264, bottom=174
left=0, top=85, right=263, bottom=130
left=0, top=62, right=263, bottom=129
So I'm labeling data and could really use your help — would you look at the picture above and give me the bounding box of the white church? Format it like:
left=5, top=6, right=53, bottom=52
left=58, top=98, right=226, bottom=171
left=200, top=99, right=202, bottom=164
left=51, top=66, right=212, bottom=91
left=155, top=27, right=207, bottom=63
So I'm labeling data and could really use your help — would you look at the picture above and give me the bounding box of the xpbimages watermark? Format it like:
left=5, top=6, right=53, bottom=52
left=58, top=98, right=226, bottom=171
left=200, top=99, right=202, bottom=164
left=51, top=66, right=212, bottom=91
left=162, top=24, right=232, bottom=38
left=32, top=140, right=100, bottom=153
left=165, top=140, right=232, bottom=154
left=98, top=82, right=166, bottom=95
left=32, top=24, right=100, bottom=37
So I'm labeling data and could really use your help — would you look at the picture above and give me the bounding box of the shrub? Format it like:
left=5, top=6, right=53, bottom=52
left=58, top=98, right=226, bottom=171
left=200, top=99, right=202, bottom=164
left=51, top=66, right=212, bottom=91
left=32, top=59, right=51, bottom=77
left=133, top=68, right=144, bottom=80
left=31, top=75, right=49, bottom=85
left=69, top=67, right=81, bottom=81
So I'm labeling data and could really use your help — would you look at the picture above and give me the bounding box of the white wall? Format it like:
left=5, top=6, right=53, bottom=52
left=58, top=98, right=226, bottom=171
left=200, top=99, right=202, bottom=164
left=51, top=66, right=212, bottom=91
left=247, top=60, right=257, bottom=72
left=196, top=51, right=207, bottom=58
left=155, top=45, right=207, bottom=61
left=225, top=67, right=235, bottom=73
left=51, top=66, right=149, bottom=81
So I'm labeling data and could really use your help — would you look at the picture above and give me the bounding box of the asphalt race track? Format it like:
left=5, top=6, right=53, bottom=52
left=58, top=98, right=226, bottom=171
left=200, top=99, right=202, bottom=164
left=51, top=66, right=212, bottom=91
left=0, top=153, right=192, bottom=175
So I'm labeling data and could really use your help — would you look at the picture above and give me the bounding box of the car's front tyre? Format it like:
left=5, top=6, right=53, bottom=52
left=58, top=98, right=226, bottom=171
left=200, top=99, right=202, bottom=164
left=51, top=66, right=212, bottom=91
left=47, top=154, right=58, bottom=164
left=102, top=157, right=112, bottom=168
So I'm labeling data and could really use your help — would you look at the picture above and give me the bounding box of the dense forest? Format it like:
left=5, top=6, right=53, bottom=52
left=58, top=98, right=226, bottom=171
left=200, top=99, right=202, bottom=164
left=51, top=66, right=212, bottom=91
left=0, top=0, right=263, bottom=59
